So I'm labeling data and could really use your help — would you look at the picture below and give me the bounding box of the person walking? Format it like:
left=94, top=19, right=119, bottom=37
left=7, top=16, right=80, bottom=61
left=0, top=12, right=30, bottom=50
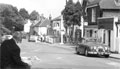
left=1, top=31, right=31, bottom=69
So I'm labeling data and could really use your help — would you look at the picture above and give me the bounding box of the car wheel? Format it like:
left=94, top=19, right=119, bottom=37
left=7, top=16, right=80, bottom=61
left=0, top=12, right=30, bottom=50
left=76, top=48, right=79, bottom=54
left=104, top=55, right=109, bottom=58
left=85, top=49, right=89, bottom=56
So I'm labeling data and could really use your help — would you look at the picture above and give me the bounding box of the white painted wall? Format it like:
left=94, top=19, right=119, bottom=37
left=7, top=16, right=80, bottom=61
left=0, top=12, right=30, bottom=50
left=38, top=27, right=47, bottom=35
left=24, top=20, right=32, bottom=33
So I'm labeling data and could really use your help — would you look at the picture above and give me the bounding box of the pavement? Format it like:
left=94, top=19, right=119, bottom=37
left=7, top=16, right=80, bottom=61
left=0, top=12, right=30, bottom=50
left=50, top=43, right=120, bottom=59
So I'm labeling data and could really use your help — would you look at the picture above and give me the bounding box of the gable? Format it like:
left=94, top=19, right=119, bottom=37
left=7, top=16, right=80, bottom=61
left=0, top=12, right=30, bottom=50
left=87, top=0, right=120, bottom=9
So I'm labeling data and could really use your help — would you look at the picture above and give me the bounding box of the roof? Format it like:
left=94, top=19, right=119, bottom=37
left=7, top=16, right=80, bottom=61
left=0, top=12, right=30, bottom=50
left=52, top=16, right=61, bottom=21
left=34, top=19, right=51, bottom=27
left=34, top=18, right=45, bottom=27
left=87, top=0, right=101, bottom=6
left=40, top=19, right=51, bottom=27
left=100, top=0, right=120, bottom=9
left=87, top=0, right=120, bottom=9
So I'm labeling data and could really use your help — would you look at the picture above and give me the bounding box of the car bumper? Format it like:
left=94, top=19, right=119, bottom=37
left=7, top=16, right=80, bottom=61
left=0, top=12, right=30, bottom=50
left=88, top=51, right=110, bottom=55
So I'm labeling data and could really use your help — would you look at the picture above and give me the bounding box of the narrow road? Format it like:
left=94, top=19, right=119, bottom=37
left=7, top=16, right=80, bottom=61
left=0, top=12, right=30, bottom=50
left=19, top=39, right=120, bottom=69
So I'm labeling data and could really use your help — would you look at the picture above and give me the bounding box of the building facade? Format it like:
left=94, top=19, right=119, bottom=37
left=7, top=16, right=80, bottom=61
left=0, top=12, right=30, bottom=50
left=85, top=0, right=120, bottom=53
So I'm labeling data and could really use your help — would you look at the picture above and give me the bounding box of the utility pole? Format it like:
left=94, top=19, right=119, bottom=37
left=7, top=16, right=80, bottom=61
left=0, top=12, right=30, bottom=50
left=60, top=15, right=65, bottom=44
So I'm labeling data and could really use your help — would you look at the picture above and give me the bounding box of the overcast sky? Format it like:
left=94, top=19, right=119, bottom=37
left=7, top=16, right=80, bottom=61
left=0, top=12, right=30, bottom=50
left=0, top=0, right=82, bottom=19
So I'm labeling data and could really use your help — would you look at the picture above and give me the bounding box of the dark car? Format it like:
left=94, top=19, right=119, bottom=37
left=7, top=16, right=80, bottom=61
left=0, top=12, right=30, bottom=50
left=75, top=38, right=110, bottom=58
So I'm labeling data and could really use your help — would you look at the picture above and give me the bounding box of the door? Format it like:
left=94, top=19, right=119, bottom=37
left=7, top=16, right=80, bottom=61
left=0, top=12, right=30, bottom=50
left=108, top=30, right=111, bottom=47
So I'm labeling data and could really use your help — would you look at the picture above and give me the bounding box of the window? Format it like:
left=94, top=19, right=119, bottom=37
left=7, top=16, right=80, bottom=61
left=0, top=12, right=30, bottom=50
left=90, top=30, right=93, bottom=37
left=91, top=8, right=96, bottom=22
left=57, top=23, right=59, bottom=27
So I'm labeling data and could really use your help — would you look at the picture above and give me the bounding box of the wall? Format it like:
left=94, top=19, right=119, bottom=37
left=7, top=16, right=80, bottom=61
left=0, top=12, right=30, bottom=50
left=117, top=24, right=120, bottom=53
left=103, top=10, right=120, bottom=18
left=24, top=20, right=32, bottom=33
left=38, top=27, right=47, bottom=35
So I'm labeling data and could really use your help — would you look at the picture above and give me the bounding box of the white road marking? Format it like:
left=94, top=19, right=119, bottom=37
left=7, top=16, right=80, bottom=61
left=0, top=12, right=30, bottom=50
left=22, top=56, right=41, bottom=65
left=31, top=56, right=41, bottom=61
left=106, top=62, right=120, bottom=67
left=21, top=57, right=33, bottom=65
left=56, top=57, right=62, bottom=59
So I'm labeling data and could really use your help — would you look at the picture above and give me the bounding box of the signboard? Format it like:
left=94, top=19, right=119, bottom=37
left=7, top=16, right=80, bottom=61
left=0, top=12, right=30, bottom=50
left=98, top=18, right=114, bottom=30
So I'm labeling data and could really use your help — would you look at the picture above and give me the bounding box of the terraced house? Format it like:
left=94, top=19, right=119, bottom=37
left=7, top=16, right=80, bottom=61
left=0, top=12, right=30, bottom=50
left=84, top=0, right=120, bottom=53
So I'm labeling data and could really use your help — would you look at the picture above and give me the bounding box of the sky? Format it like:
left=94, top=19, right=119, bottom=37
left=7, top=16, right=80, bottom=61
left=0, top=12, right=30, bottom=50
left=0, top=0, right=82, bottom=19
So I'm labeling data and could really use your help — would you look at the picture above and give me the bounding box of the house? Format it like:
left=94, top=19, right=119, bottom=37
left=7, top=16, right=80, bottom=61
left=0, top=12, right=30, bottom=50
left=24, top=20, right=32, bottom=33
left=51, top=15, right=65, bottom=44
left=84, top=0, right=120, bottom=53
left=33, top=17, right=51, bottom=42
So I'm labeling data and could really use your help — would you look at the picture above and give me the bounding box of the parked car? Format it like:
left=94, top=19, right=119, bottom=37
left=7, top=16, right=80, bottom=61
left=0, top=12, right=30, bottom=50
left=28, top=35, right=38, bottom=42
left=75, top=38, right=110, bottom=58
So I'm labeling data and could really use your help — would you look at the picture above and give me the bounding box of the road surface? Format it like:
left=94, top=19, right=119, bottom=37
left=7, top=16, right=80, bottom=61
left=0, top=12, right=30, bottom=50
left=19, top=39, right=120, bottom=69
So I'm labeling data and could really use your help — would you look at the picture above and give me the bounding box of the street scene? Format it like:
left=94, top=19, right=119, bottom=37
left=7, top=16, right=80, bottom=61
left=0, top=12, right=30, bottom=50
left=0, top=0, right=120, bottom=69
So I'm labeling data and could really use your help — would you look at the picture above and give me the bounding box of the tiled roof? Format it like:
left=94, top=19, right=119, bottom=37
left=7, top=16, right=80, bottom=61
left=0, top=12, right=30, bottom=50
left=34, top=19, right=45, bottom=27
left=39, top=19, right=51, bottom=27
left=52, top=16, right=61, bottom=21
left=34, top=19, right=51, bottom=27
left=87, top=0, right=120, bottom=9
left=87, top=0, right=101, bottom=6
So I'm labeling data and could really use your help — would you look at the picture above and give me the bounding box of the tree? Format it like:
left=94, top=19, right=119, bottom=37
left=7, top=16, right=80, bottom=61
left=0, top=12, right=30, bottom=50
left=19, top=8, right=29, bottom=20
left=73, top=1, right=82, bottom=26
left=30, top=10, right=39, bottom=20
left=0, top=4, right=24, bottom=31
left=62, top=0, right=75, bottom=27
left=62, top=0, right=82, bottom=42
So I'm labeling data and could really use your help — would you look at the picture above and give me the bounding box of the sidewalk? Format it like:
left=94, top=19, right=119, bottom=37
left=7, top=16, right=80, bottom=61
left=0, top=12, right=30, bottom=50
left=110, top=54, right=120, bottom=59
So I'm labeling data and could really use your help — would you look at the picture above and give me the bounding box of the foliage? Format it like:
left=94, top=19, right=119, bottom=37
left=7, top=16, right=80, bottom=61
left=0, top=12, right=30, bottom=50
left=0, top=4, right=24, bottom=31
left=19, top=8, right=29, bottom=20
left=73, top=1, right=82, bottom=26
left=62, top=0, right=82, bottom=28
left=30, top=10, right=39, bottom=21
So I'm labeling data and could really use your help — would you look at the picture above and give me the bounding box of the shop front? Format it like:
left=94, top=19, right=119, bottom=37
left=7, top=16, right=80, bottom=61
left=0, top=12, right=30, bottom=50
left=98, top=17, right=120, bottom=53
